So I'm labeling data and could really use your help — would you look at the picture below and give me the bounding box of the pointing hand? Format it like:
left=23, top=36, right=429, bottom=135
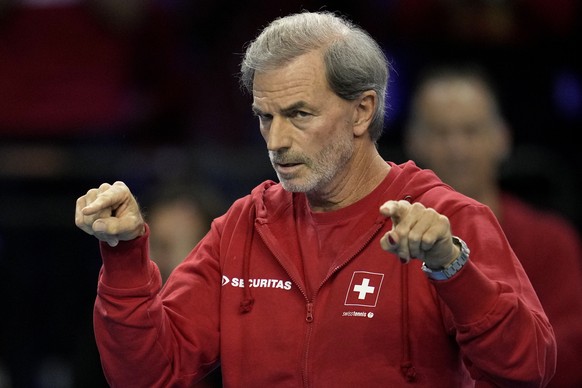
left=379, top=200, right=459, bottom=268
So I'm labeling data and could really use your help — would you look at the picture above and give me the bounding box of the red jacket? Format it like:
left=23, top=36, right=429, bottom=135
left=94, top=161, right=556, bottom=387
left=499, top=193, right=582, bottom=387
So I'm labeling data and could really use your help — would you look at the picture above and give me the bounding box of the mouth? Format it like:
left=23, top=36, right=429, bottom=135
left=274, top=162, right=303, bottom=175
left=278, top=162, right=300, bottom=168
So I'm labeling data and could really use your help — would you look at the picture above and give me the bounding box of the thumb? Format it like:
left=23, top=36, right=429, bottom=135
left=92, top=217, right=121, bottom=247
left=92, top=214, right=144, bottom=244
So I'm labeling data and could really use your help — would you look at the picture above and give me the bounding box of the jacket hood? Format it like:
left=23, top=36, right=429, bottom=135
left=384, top=160, right=453, bottom=205
left=248, top=161, right=452, bottom=219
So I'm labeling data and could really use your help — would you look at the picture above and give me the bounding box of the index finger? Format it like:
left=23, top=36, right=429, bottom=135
left=379, top=200, right=410, bottom=224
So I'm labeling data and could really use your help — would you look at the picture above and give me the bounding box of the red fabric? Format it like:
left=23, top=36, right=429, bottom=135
left=500, top=193, right=582, bottom=388
left=94, top=161, right=556, bottom=386
left=299, top=176, right=393, bottom=298
left=0, top=5, right=133, bottom=135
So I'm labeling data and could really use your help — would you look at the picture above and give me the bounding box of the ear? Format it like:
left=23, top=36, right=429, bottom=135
left=352, top=90, right=377, bottom=137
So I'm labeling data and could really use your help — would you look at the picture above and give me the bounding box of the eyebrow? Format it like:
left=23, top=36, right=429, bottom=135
left=280, top=101, right=309, bottom=116
left=252, top=101, right=310, bottom=116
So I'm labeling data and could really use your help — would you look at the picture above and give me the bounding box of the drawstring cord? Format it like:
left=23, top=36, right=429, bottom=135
left=400, top=259, right=417, bottom=381
left=239, top=206, right=256, bottom=314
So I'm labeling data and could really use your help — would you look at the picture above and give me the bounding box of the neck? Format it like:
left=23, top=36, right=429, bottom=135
left=307, top=143, right=390, bottom=212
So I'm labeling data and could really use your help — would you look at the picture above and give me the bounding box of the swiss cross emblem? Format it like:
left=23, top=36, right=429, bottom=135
left=344, top=271, right=384, bottom=307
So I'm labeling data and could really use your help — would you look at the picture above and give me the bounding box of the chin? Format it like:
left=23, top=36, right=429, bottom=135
left=280, top=181, right=307, bottom=193
left=279, top=178, right=312, bottom=193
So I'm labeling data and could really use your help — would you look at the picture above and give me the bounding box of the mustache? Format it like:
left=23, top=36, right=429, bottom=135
left=268, top=150, right=308, bottom=165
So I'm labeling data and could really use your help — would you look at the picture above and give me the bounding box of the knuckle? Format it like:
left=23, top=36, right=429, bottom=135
left=112, top=181, right=128, bottom=194
left=409, top=202, right=425, bottom=211
left=420, top=234, right=437, bottom=249
left=438, top=213, right=450, bottom=225
left=393, top=225, right=409, bottom=237
left=98, top=183, right=112, bottom=193
left=408, top=231, right=421, bottom=242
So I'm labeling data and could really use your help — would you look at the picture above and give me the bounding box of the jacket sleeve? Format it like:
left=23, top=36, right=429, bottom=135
left=435, top=204, right=557, bottom=387
left=93, top=223, right=222, bottom=387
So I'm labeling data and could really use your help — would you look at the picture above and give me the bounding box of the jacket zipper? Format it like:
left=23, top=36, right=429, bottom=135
left=305, top=302, right=314, bottom=322
left=302, top=301, right=315, bottom=388
left=257, top=221, right=385, bottom=387
left=305, top=222, right=385, bottom=387
left=317, top=222, right=385, bottom=289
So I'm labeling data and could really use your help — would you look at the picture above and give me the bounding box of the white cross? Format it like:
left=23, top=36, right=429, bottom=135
left=353, top=278, right=375, bottom=300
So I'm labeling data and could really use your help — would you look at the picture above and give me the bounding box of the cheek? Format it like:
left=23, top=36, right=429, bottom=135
left=317, top=115, right=351, bottom=138
left=294, top=113, right=352, bottom=151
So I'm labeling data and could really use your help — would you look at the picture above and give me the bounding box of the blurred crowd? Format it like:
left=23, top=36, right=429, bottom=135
left=0, top=0, right=581, bottom=386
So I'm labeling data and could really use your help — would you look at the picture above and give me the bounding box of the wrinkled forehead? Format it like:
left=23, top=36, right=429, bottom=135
left=252, top=51, right=331, bottom=108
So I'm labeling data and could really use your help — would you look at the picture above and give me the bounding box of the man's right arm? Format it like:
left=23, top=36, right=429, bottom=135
left=76, top=182, right=220, bottom=386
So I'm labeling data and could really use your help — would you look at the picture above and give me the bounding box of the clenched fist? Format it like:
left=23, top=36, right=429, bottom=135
left=75, top=181, right=145, bottom=247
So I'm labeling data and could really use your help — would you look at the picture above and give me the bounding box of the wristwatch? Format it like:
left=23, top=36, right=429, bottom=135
left=421, top=236, right=470, bottom=281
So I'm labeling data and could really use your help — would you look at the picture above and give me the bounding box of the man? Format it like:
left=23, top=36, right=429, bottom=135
left=75, top=12, right=556, bottom=387
left=404, top=63, right=582, bottom=387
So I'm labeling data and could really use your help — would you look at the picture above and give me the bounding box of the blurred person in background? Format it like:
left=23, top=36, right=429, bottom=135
left=404, top=63, right=582, bottom=388
left=144, top=181, right=228, bottom=284
left=144, top=181, right=228, bottom=386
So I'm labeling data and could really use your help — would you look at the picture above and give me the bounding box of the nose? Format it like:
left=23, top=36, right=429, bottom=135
left=265, top=116, right=292, bottom=152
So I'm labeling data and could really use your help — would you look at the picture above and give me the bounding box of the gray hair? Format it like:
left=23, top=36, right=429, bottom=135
left=240, top=11, right=389, bottom=142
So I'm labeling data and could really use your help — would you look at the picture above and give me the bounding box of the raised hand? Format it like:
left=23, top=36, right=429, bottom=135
left=75, top=181, right=145, bottom=247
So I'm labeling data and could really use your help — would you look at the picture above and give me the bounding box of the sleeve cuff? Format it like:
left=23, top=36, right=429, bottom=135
left=99, top=224, right=156, bottom=289
left=431, top=260, right=500, bottom=325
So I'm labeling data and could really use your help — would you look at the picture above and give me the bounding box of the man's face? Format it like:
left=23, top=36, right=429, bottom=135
left=251, top=51, right=358, bottom=194
left=406, top=78, right=509, bottom=198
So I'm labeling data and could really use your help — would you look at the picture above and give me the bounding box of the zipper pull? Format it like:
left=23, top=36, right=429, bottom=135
left=306, top=302, right=314, bottom=323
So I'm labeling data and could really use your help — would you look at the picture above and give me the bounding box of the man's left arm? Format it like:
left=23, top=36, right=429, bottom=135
left=381, top=200, right=557, bottom=386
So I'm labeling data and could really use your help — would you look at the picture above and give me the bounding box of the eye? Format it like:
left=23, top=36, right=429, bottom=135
left=291, top=110, right=311, bottom=119
left=254, top=111, right=272, bottom=122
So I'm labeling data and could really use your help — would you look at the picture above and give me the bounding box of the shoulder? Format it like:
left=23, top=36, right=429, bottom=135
left=500, top=193, right=581, bottom=252
left=392, top=160, right=486, bottom=214
left=501, top=193, right=579, bottom=235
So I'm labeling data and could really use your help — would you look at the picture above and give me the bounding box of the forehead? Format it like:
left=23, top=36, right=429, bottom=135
left=416, top=78, right=495, bottom=125
left=419, top=79, right=492, bottom=111
left=252, top=51, right=332, bottom=108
